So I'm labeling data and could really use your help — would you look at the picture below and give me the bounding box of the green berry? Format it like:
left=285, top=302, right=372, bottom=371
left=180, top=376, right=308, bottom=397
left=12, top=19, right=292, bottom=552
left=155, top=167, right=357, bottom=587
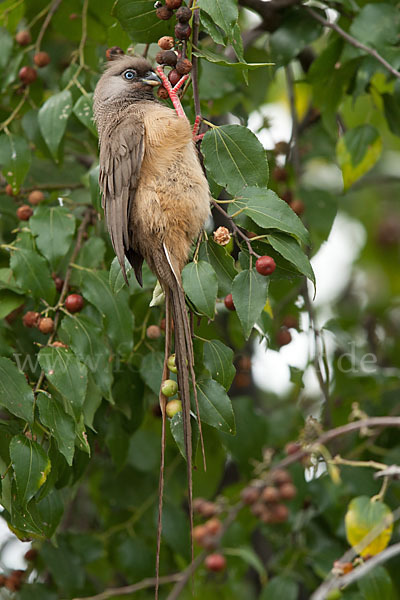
left=167, top=354, right=177, bottom=373
left=166, top=400, right=182, bottom=418
left=161, top=379, right=178, bottom=397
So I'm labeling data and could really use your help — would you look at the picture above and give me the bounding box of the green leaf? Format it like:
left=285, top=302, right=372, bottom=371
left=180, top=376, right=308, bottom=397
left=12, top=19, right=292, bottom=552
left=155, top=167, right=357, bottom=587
left=89, top=164, right=102, bottom=212
left=260, top=575, right=298, bottom=600
left=357, top=566, right=393, bottom=600
left=10, top=435, right=51, bottom=505
left=194, top=378, right=235, bottom=434
left=337, top=125, right=382, bottom=190
left=73, top=93, right=97, bottom=136
left=0, top=357, right=34, bottom=423
left=10, top=248, right=56, bottom=304
left=80, top=269, right=134, bottom=355
left=345, top=496, right=393, bottom=558
left=182, top=260, right=218, bottom=319
left=19, top=583, right=58, bottom=600
left=37, top=393, right=76, bottom=466
left=38, top=347, right=88, bottom=421
left=350, top=4, right=399, bottom=49
left=270, top=8, right=322, bottom=66
left=232, top=269, right=269, bottom=339
left=9, top=488, right=63, bottom=541
left=38, top=90, right=73, bottom=160
left=382, top=93, right=400, bottom=138
left=202, top=125, right=269, bottom=195
left=225, top=546, right=266, bottom=582
left=169, top=410, right=199, bottom=462
left=203, top=339, right=235, bottom=390
left=200, top=11, right=226, bottom=45
left=30, top=206, right=76, bottom=270
left=0, top=290, right=24, bottom=318
left=198, top=239, right=237, bottom=296
left=0, top=27, right=13, bottom=70
left=193, top=46, right=271, bottom=71
left=140, top=351, right=164, bottom=396
left=229, top=187, right=309, bottom=246
left=60, top=314, right=113, bottom=401
left=113, top=0, right=174, bottom=43
left=267, top=232, right=315, bottom=285
left=0, top=133, right=31, bottom=193
left=198, top=0, right=238, bottom=38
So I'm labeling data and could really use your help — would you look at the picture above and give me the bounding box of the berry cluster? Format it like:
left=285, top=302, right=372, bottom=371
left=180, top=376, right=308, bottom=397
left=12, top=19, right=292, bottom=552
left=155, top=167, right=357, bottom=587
left=192, top=498, right=227, bottom=572
left=15, top=29, right=51, bottom=86
left=22, top=293, right=83, bottom=335
left=6, top=187, right=44, bottom=219
left=240, top=468, right=296, bottom=524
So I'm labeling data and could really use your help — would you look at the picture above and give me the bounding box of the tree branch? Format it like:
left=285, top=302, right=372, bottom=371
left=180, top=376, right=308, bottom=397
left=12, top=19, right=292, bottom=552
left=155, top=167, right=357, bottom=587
left=71, top=574, right=182, bottom=600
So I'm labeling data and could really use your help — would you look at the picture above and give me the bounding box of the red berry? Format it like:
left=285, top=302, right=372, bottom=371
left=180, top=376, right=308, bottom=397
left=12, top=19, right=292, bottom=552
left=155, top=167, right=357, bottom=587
left=65, top=293, right=84, bottom=313
left=5, top=184, right=15, bottom=197
left=15, top=30, right=31, bottom=46
left=240, top=486, right=260, bottom=505
left=256, top=255, right=276, bottom=276
left=28, top=190, right=44, bottom=205
left=168, top=69, right=181, bottom=86
left=176, top=58, right=192, bottom=75
left=193, top=524, right=208, bottom=546
left=38, top=317, right=54, bottom=334
left=166, top=0, right=182, bottom=8
left=271, top=469, right=292, bottom=486
left=54, top=277, right=64, bottom=292
left=146, top=325, right=161, bottom=339
left=282, top=315, right=298, bottom=330
left=276, top=327, right=292, bottom=347
left=279, top=482, right=297, bottom=500
left=176, top=6, right=192, bottom=22
left=224, top=294, right=235, bottom=311
left=156, top=6, right=173, bottom=19
left=24, top=548, right=38, bottom=562
left=158, top=36, right=174, bottom=50
left=270, top=503, right=289, bottom=523
left=69, top=13, right=79, bottom=20
left=33, top=51, right=50, bottom=68
left=16, top=205, right=33, bottom=221
left=205, top=553, right=226, bottom=572
left=205, top=518, right=222, bottom=536
left=175, top=22, right=191, bottom=40
left=19, top=66, right=37, bottom=85
left=261, top=486, right=280, bottom=503
left=22, top=311, right=39, bottom=328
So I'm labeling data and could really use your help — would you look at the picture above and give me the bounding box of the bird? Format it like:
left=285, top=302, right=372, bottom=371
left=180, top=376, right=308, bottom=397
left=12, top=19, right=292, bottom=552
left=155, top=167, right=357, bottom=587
left=93, top=55, right=210, bottom=588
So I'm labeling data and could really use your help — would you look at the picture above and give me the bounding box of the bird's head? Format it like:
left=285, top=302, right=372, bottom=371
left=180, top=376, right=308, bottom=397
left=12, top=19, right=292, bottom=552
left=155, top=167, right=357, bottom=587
left=93, top=56, right=161, bottom=115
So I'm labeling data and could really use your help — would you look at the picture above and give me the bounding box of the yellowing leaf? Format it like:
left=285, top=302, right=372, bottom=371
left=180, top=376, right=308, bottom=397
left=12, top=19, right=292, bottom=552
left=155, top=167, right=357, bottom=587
left=345, top=496, right=393, bottom=557
left=337, top=125, right=382, bottom=190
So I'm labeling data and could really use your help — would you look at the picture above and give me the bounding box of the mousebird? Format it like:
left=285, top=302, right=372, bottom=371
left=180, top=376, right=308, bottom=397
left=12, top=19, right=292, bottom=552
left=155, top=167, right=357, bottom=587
left=93, top=55, right=210, bottom=590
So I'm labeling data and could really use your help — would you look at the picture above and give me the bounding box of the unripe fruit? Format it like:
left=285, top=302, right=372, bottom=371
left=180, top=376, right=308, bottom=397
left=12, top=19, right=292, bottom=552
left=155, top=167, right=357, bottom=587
left=157, top=86, right=169, bottom=99
left=276, top=327, right=292, bottom=347
left=28, top=190, right=44, bottom=205
left=193, top=524, right=208, bottom=545
left=156, top=6, right=173, bottom=19
left=290, top=199, right=305, bottom=216
left=205, top=518, right=222, bottom=536
left=5, top=184, right=14, bottom=196
left=166, top=399, right=182, bottom=418
left=158, top=36, right=174, bottom=50
left=273, top=166, right=288, bottom=182
left=176, top=6, right=192, bottom=22
left=256, top=255, right=276, bottom=276
left=168, top=69, right=181, bottom=86
left=146, top=324, right=161, bottom=339
left=19, top=66, right=37, bottom=85
left=106, top=46, right=124, bottom=61
left=176, top=58, right=192, bottom=75
left=167, top=353, right=177, bottom=373
left=166, top=0, right=182, bottom=8
left=224, top=294, right=235, bottom=311
left=240, top=486, right=260, bottom=505
left=161, top=379, right=178, bottom=397
left=17, top=205, right=33, bottom=221
left=65, top=293, right=84, bottom=313
left=205, top=553, right=226, bottom=572
left=38, top=317, right=54, bottom=334
left=156, top=50, right=177, bottom=66
left=22, top=311, right=39, bottom=328
left=261, top=486, right=280, bottom=503
left=175, top=22, right=191, bottom=40
left=15, top=30, right=31, bottom=46
left=279, top=482, right=297, bottom=500
left=33, top=51, right=51, bottom=68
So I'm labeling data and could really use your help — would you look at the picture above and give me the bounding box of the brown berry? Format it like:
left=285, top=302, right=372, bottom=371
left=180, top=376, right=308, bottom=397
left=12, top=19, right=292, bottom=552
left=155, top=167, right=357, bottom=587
left=176, top=58, right=192, bottom=75
left=38, top=317, right=54, bottom=334
left=106, top=46, right=124, bottom=61
left=276, top=327, right=292, bottom=347
left=176, top=6, right=192, bottom=22
left=158, top=36, right=175, bottom=50
left=271, top=469, right=292, bottom=486
left=261, top=486, right=280, bottom=503
left=289, top=199, right=305, bottom=216
left=156, top=50, right=177, bottom=66
left=51, top=341, right=68, bottom=348
left=19, top=66, right=37, bottom=85
left=17, top=205, right=33, bottom=221
left=5, top=184, right=15, bottom=196
left=193, top=498, right=206, bottom=514
left=28, top=190, right=44, bottom=205
left=255, top=255, right=276, bottom=276
left=175, top=22, right=191, bottom=40
left=224, top=294, right=235, bottom=311
left=274, top=141, right=289, bottom=155
left=273, top=166, right=288, bottom=182
left=193, top=524, right=208, bottom=546
left=22, top=311, right=39, bottom=328
left=285, top=441, right=301, bottom=455
left=5, top=578, right=20, bottom=592
left=33, top=51, right=50, bottom=68
left=69, top=13, right=78, bottom=20
left=250, top=502, right=265, bottom=518
left=15, top=30, right=31, bottom=46
left=166, top=0, right=182, bottom=8
left=156, top=6, right=173, bottom=19
left=157, top=86, right=169, bottom=99
left=205, top=553, right=226, bottom=572
left=279, top=482, right=297, bottom=500
left=281, top=189, right=293, bottom=204
left=269, top=503, right=289, bottom=523
left=65, top=293, right=84, bottom=313
left=199, top=501, right=218, bottom=518
left=0, top=575, right=6, bottom=586
left=146, top=325, right=161, bottom=339
left=168, top=69, right=181, bottom=86
left=282, top=315, right=298, bottom=330
left=24, top=548, right=38, bottom=562
left=205, top=518, right=222, bottom=536
left=54, top=277, right=64, bottom=292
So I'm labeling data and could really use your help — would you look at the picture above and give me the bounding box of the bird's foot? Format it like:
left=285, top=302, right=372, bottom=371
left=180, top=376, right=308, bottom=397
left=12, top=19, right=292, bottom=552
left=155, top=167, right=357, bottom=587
left=156, top=66, right=188, bottom=118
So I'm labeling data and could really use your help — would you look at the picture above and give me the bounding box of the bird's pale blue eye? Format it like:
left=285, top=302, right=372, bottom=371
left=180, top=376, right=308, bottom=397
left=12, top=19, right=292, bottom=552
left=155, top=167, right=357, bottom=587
left=124, top=70, right=136, bottom=80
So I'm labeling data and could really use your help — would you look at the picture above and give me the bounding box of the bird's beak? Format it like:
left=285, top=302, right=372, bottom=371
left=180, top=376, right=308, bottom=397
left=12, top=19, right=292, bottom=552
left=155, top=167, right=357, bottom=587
left=141, top=71, right=161, bottom=87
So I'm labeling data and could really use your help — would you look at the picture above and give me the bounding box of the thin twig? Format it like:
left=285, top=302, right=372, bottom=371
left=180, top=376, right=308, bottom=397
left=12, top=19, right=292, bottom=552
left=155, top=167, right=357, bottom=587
left=0, top=88, right=29, bottom=133
left=35, top=0, right=62, bottom=52
left=191, top=7, right=201, bottom=119
left=306, top=7, right=400, bottom=80
left=71, top=574, right=182, bottom=600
